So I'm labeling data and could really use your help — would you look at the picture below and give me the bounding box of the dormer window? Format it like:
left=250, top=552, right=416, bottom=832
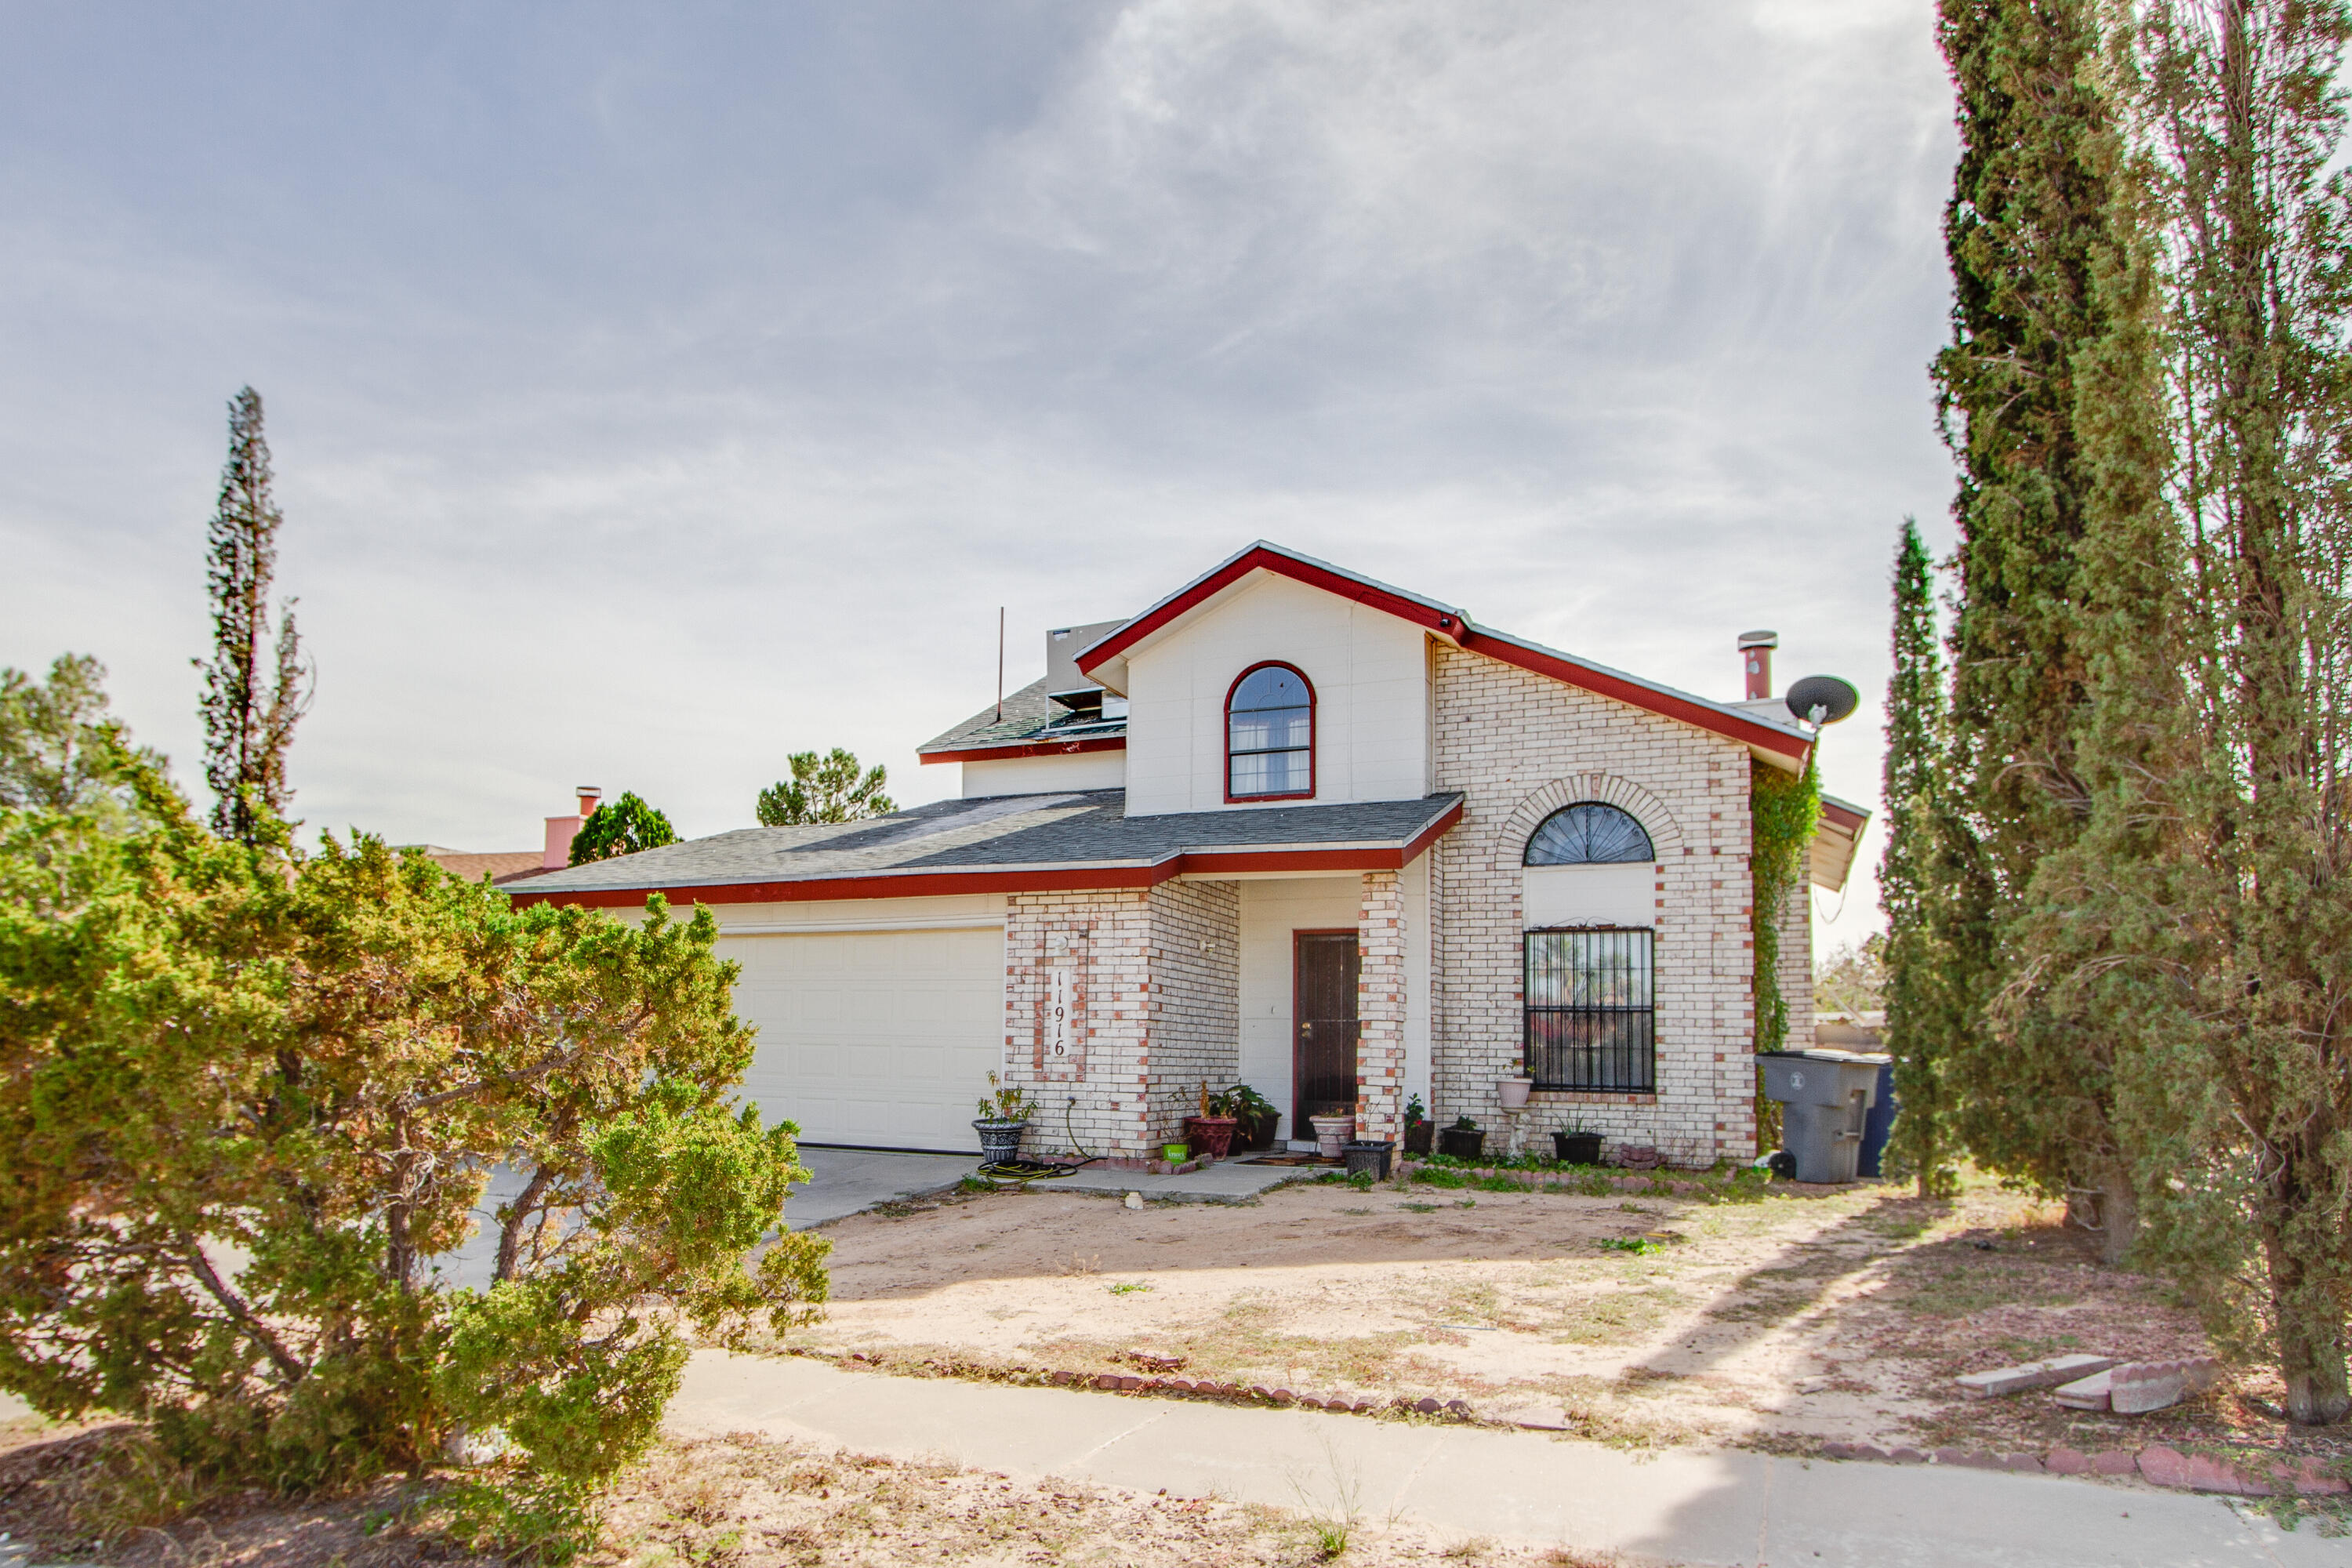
left=1226, top=662, right=1314, bottom=800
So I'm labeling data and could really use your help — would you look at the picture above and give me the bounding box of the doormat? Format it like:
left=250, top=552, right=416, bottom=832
left=1237, top=1153, right=1344, bottom=1167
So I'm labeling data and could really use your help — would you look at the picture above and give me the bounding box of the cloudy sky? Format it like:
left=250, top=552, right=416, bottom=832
left=0, top=1, right=1958, bottom=949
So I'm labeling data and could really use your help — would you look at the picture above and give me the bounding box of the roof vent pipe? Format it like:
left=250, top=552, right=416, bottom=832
left=1738, top=630, right=1778, bottom=702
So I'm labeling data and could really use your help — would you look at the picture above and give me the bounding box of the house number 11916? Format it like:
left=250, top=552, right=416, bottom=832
left=1046, top=964, right=1073, bottom=1060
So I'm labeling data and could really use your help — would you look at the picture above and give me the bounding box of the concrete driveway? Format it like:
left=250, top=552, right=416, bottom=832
left=786, top=1145, right=980, bottom=1228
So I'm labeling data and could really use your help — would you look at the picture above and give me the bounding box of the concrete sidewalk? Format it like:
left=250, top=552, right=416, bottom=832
left=993, top=1154, right=1305, bottom=1202
left=669, top=1350, right=2338, bottom=1566
left=787, top=1145, right=1301, bottom=1225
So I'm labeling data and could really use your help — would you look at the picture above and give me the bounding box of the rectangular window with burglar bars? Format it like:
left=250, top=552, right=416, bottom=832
left=1523, top=927, right=1654, bottom=1093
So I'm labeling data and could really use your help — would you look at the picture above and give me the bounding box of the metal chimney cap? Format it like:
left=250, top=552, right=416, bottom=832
left=1737, top=630, right=1780, bottom=649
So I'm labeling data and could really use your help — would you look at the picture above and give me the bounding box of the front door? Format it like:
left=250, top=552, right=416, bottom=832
left=1294, top=931, right=1361, bottom=1131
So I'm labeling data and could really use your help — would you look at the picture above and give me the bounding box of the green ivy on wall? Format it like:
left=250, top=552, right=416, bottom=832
left=1750, top=755, right=1821, bottom=1150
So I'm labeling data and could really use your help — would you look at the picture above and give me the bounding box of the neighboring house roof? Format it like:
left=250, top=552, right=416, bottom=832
left=507, top=789, right=1465, bottom=909
left=916, top=674, right=1129, bottom=762
left=1075, top=541, right=1816, bottom=768
left=413, top=848, right=556, bottom=886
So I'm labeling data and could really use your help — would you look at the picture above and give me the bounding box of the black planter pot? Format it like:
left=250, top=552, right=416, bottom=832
left=973, top=1118, right=1026, bottom=1165
left=1437, top=1127, right=1485, bottom=1160
left=1552, top=1131, right=1604, bottom=1166
left=1343, top=1139, right=1395, bottom=1180
left=1403, top=1121, right=1434, bottom=1156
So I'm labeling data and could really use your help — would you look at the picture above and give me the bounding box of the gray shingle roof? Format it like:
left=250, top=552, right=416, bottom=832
left=511, top=790, right=1463, bottom=896
left=916, top=674, right=1128, bottom=755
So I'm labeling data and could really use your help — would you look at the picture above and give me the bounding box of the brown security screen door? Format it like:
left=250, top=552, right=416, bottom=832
left=1294, top=931, right=1361, bottom=1124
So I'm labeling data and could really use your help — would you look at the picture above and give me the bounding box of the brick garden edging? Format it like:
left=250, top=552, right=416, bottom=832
left=1819, top=1440, right=2349, bottom=1497
left=1392, top=1158, right=1722, bottom=1193
left=833, top=1350, right=1490, bottom=1425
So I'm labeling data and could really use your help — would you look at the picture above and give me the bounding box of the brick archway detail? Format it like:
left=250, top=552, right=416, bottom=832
left=1493, top=775, right=1682, bottom=875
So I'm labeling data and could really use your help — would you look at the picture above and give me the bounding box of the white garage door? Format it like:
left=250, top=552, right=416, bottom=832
left=720, top=926, right=1004, bottom=1152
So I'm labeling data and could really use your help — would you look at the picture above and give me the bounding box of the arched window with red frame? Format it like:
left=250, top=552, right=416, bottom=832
left=1226, top=662, right=1315, bottom=801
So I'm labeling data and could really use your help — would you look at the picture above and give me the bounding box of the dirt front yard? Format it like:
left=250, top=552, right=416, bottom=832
left=786, top=1167, right=2339, bottom=1471
left=0, top=1418, right=1599, bottom=1567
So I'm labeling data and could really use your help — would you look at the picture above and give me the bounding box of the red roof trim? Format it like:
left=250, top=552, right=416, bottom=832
left=1078, top=546, right=1462, bottom=672
left=1460, top=630, right=1811, bottom=762
left=919, top=735, right=1127, bottom=765
left=1821, top=797, right=1870, bottom=832
left=1074, top=544, right=1809, bottom=762
left=506, top=800, right=1466, bottom=910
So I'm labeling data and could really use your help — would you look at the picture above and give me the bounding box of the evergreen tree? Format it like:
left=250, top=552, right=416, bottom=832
left=2114, top=0, right=2352, bottom=1426
left=1879, top=521, right=1966, bottom=1197
left=568, top=790, right=679, bottom=865
left=196, top=387, right=307, bottom=844
left=0, top=752, right=826, bottom=1543
left=1933, top=0, right=2144, bottom=1249
left=757, top=749, right=895, bottom=826
left=0, top=654, right=164, bottom=826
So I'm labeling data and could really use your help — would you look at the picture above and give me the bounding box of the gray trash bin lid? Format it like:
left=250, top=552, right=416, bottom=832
left=1756, top=1049, right=1890, bottom=1108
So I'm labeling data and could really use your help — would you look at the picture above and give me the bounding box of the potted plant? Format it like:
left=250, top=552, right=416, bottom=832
left=1308, top=1108, right=1356, bottom=1160
left=973, top=1073, right=1033, bottom=1166
left=1438, top=1114, right=1483, bottom=1160
left=1183, top=1081, right=1240, bottom=1160
left=1552, top=1123, right=1603, bottom=1165
left=1403, top=1093, right=1433, bottom=1156
left=1225, top=1083, right=1281, bottom=1152
left=1498, top=1058, right=1534, bottom=1109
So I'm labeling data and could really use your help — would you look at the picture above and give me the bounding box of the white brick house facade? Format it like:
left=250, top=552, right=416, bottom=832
left=517, top=543, right=1864, bottom=1167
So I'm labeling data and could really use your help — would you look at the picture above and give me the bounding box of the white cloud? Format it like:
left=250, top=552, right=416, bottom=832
left=0, top=0, right=1952, bottom=951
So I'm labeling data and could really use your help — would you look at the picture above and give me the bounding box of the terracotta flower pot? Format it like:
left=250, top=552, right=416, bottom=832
left=1183, top=1115, right=1239, bottom=1160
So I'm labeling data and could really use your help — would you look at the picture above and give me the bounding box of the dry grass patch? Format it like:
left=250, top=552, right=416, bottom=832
left=779, top=1171, right=2352, bottom=1468
left=0, top=1420, right=1608, bottom=1566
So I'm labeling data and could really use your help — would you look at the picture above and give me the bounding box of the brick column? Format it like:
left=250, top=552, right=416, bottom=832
left=1356, top=869, right=1406, bottom=1142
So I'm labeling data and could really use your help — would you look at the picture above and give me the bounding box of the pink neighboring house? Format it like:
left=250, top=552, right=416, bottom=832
left=417, top=786, right=603, bottom=887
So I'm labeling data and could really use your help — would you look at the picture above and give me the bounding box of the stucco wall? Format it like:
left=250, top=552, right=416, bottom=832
left=1233, top=875, right=1361, bottom=1138
left=959, top=750, right=1127, bottom=797
left=1430, top=642, right=1759, bottom=1167
left=1120, top=570, right=1432, bottom=815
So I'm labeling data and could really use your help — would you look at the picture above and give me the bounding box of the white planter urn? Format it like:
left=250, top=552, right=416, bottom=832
left=1309, top=1113, right=1356, bottom=1159
left=1497, top=1076, right=1534, bottom=1110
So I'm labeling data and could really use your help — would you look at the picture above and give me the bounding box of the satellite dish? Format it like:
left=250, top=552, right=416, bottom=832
left=1786, top=674, right=1860, bottom=728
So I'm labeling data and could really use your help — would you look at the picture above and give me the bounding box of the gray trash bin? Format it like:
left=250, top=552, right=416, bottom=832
left=1757, top=1049, right=1890, bottom=1184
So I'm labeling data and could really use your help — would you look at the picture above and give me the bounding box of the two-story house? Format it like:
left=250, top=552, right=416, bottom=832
left=510, top=543, right=1867, bottom=1167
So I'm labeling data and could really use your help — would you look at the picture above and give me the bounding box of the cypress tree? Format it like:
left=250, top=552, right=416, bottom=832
left=1879, top=521, right=1965, bottom=1197
left=196, top=387, right=307, bottom=844
left=2118, top=0, right=2352, bottom=1427
left=1932, top=0, right=2142, bottom=1252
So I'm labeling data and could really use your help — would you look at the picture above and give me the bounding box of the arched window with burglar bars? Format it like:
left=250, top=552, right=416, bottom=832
left=1523, top=802, right=1655, bottom=1092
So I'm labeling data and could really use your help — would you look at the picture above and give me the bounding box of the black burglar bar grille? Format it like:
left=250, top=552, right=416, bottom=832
left=1524, top=928, right=1655, bottom=1093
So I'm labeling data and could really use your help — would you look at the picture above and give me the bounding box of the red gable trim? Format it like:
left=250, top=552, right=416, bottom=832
left=1458, top=631, right=1812, bottom=764
left=1821, top=797, right=1870, bottom=832
left=507, top=799, right=1465, bottom=911
left=919, top=735, right=1127, bottom=765
left=1078, top=544, right=1463, bottom=671
left=1076, top=543, right=1809, bottom=763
